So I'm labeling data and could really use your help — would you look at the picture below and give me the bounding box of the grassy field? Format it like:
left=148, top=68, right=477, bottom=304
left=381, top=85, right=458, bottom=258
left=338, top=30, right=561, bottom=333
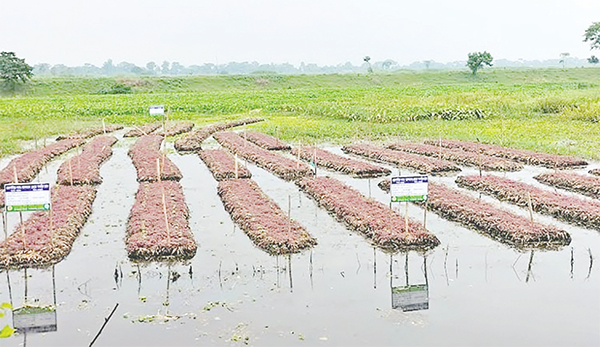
left=1, top=67, right=599, bottom=158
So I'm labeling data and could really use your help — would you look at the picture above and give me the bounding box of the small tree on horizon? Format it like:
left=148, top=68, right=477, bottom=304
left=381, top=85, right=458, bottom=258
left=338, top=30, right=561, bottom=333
left=589, top=55, right=599, bottom=64
left=0, top=52, right=33, bottom=92
left=559, top=52, right=570, bottom=70
left=363, top=56, right=373, bottom=73
left=466, top=51, right=493, bottom=75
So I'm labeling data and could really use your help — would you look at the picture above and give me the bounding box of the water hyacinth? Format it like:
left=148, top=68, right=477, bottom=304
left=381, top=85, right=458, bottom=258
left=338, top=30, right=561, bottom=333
left=157, top=122, right=195, bottom=137
left=291, top=146, right=391, bottom=178
left=126, top=181, right=196, bottom=260
left=56, top=124, right=123, bottom=140
left=124, top=123, right=162, bottom=137
left=0, top=138, right=84, bottom=187
left=0, top=185, right=96, bottom=269
left=57, top=136, right=117, bottom=185
left=379, top=179, right=570, bottom=248
left=534, top=171, right=600, bottom=199
left=174, top=118, right=264, bottom=152
left=457, top=175, right=600, bottom=230
left=297, top=176, right=439, bottom=251
left=426, top=139, right=588, bottom=169
left=128, top=135, right=182, bottom=182
left=198, top=149, right=252, bottom=181
left=214, top=132, right=313, bottom=181
left=242, top=131, right=291, bottom=150
left=342, top=143, right=460, bottom=175
left=387, top=141, right=523, bottom=172
left=217, top=178, right=316, bottom=255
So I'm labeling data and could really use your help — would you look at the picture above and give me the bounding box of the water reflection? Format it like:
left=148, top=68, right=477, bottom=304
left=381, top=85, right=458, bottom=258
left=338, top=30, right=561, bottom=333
left=390, top=254, right=430, bottom=312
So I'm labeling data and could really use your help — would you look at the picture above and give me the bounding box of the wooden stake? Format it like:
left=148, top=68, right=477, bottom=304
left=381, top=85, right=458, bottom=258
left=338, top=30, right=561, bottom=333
left=423, top=199, right=428, bottom=229
left=156, top=157, right=162, bottom=182
left=404, top=202, right=409, bottom=233
left=313, top=147, right=317, bottom=175
left=527, top=192, right=534, bottom=222
left=102, top=118, right=106, bottom=134
left=13, top=165, right=18, bottom=183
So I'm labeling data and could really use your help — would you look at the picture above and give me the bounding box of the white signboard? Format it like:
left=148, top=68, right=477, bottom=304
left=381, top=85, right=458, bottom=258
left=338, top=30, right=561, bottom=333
left=4, top=183, right=51, bottom=212
left=149, top=105, right=165, bottom=116
left=390, top=175, right=428, bottom=202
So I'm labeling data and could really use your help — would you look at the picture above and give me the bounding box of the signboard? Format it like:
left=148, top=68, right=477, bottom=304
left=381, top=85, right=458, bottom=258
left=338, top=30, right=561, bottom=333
left=13, top=306, right=57, bottom=334
left=392, top=284, right=429, bottom=312
left=390, top=175, right=428, bottom=202
left=4, top=183, right=51, bottom=212
left=149, top=105, right=165, bottom=116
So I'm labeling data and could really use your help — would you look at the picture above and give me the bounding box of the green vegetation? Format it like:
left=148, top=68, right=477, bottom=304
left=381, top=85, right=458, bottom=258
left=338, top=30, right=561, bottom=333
left=467, top=51, right=493, bottom=75
left=1, top=67, right=600, bottom=159
left=0, top=52, right=33, bottom=93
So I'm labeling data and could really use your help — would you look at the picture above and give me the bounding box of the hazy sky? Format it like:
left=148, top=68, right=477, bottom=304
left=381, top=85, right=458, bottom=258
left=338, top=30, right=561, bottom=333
left=2, top=0, right=598, bottom=67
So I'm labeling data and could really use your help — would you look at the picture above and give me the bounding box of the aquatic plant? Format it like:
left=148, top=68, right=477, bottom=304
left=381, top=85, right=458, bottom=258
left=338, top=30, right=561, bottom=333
left=291, top=146, right=390, bottom=178
left=123, top=123, right=162, bottom=137
left=242, top=131, right=291, bottom=150
left=198, top=149, right=252, bottom=181
left=56, top=124, right=123, bottom=140
left=157, top=122, right=195, bottom=137
left=174, top=118, right=264, bottom=152
left=534, top=171, right=600, bottom=199
left=56, top=136, right=117, bottom=185
left=128, top=135, right=182, bottom=182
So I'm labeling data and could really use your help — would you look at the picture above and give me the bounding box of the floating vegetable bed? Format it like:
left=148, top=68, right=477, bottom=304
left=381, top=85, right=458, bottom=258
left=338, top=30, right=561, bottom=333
left=126, top=181, right=196, bottom=260
left=198, top=149, right=252, bottom=181
left=297, top=176, right=439, bottom=251
left=425, top=139, right=588, bottom=168
left=379, top=179, right=570, bottom=248
left=124, top=123, right=162, bottom=137
left=56, top=124, right=123, bottom=140
left=0, top=185, right=96, bottom=269
left=214, top=132, right=312, bottom=181
left=534, top=171, right=600, bottom=199
left=158, top=122, right=195, bottom=137
left=342, top=144, right=460, bottom=175
left=588, top=168, right=600, bottom=177
left=56, top=136, right=117, bottom=185
left=174, top=118, right=264, bottom=152
left=291, top=146, right=390, bottom=178
left=457, top=175, right=600, bottom=230
left=128, top=135, right=182, bottom=182
left=242, top=131, right=291, bottom=150
left=387, top=142, right=523, bottom=171
left=217, top=179, right=316, bottom=254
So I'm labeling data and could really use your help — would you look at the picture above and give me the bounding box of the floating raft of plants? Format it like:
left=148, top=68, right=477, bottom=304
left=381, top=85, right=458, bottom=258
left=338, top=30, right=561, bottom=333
left=292, top=146, right=391, bottom=178
left=198, top=149, right=252, bottom=181
left=174, top=118, right=264, bottom=152
left=0, top=185, right=96, bottom=269
left=217, top=179, right=316, bottom=254
left=457, top=175, right=600, bottom=230
left=387, top=142, right=523, bottom=172
left=425, top=139, right=588, bottom=168
left=378, top=179, right=570, bottom=247
left=342, top=144, right=460, bottom=175
left=588, top=168, right=600, bottom=177
left=56, top=124, right=123, bottom=140
left=297, top=176, right=439, bottom=251
left=534, top=171, right=600, bottom=199
left=0, top=138, right=84, bottom=186
left=56, top=136, right=117, bottom=185
left=128, top=135, right=182, bottom=182
left=126, top=181, right=196, bottom=260
left=214, top=132, right=313, bottom=181
left=124, top=123, right=162, bottom=137
left=242, top=131, right=291, bottom=150
left=158, top=122, right=195, bottom=137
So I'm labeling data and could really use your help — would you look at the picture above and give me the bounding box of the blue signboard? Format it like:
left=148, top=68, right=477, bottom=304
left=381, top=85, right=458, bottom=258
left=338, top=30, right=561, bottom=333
left=4, top=183, right=51, bottom=212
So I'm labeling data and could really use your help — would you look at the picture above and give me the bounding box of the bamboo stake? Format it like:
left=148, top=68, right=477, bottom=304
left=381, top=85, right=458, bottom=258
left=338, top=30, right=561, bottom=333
left=102, top=118, right=106, bottom=134
left=527, top=192, right=534, bottom=222
left=157, top=158, right=171, bottom=245
left=404, top=202, right=409, bottom=233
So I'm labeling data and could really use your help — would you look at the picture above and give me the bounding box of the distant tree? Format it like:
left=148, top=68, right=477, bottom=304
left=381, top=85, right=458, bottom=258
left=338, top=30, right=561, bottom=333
left=161, top=61, right=170, bottom=75
left=423, top=60, right=433, bottom=70
left=363, top=56, right=373, bottom=73
left=101, top=59, right=115, bottom=75
left=146, top=62, right=158, bottom=75
left=584, top=22, right=600, bottom=50
left=381, top=59, right=396, bottom=70
left=0, top=52, right=33, bottom=92
left=466, top=51, right=493, bottom=75
left=589, top=55, right=599, bottom=64
left=559, top=52, right=570, bottom=69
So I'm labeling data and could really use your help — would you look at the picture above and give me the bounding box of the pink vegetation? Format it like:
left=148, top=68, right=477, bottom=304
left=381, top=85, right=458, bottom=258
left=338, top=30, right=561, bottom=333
left=342, top=143, right=460, bottom=175
left=157, top=122, right=195, bottom=137
left=291, top=146, right=391, bottom=178
left=217, top=179, right=316, bottom=254
left=457, top=175, right=600, bottom=230
left=387, top=142, right=523, bottom=172
left=0, top=138, right=84, bottom=187
left=242, top=131, right=291, bottom=150
left=56, top=124, right=123, bottom=140
left=128, top=135, right=182, bottom=182
left=0, top=185, right=96, bottom=269
left=126, top=181, right=196, bottom=260
left=124, top=123, right=162, bottom=137
left=297, top=176, right=439, bottom=251
left=198, top=149, right=252, bottom=181
left=425, top=139, right=587, bottom=169
left=57, top=136, right=117, bottom=185
left=214, top=132, right=313, bottom=181
left=174, top=118, right=264, bottom=152
left=535, top=171, right=600, bottom=199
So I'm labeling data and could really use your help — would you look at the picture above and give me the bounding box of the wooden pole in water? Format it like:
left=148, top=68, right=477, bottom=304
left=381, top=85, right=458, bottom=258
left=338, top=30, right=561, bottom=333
left=423, top=198, right=428, bottom=229
left=404, top=202, right=409, bottom=233
left=157, top=158, right=171, bottom=245
left=527, top=192, right=534, bottom=223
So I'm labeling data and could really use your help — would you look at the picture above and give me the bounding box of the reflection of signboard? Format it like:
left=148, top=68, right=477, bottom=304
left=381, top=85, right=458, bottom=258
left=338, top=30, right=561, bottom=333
left=149, top=105, right=165, bottom=116
left=392, top=284, right=429, bottom=312
left=4, top=183, right=51, bottom=212
left=13, top=306, right=57, bottom=334
left=390, top=176, right=428, bottom=202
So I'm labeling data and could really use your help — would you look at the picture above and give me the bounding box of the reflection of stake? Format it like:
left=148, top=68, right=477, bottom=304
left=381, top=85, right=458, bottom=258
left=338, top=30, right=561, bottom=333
left=587, top=248, right=594, bottom=280
left=373, top=247, right=377, bottom=289
left=526, top=250, right=535, bottom=283
left=570, top=247, right=574, bottom=279
left=288, top=254, right=293, bottom=292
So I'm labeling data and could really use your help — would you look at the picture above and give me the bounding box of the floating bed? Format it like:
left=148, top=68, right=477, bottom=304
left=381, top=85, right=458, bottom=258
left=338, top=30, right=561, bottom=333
left=297, top=176, right=439, bottom=251
left=124, top=123, right=162, bottom=137
left=128, top=135, right=182, bottom=182
left=174, top=118, right=264, bottom=152
left=158, top=122, right=195, bottom=137
left=56, top=124, right=123, bottom=140
left=425, top=139, right=588, bottom=169
left=534, top=171, right=600, bottom=199
left=291, top=146, right=391, bottom=178
left=457, top=175, right=600, bottom=230
left=198, top=149, right=252, bottom=181
left=341, top=144, right=460, bottom=175
left=214, top=132, right=313, bottom=181
left=56, top=135, right=117, bottom=185
left=242, top=131, right=291, bottom=150
left=217, top=179, right=316, bottom=254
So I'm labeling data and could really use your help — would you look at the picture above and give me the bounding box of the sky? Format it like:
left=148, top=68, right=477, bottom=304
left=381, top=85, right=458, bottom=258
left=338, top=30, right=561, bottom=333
left=1, top=0, right=599, bottom=67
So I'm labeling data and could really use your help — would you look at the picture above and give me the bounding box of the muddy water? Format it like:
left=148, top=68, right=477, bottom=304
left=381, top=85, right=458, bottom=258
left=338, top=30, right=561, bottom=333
left=0, top=136, right=598, bottom=346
